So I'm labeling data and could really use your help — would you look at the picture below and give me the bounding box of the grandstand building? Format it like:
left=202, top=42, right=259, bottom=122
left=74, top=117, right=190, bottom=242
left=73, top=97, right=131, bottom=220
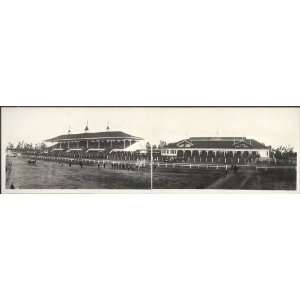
left=161, top=137, right=271, bottom=164
left=45, top=124, right=143, bottom=158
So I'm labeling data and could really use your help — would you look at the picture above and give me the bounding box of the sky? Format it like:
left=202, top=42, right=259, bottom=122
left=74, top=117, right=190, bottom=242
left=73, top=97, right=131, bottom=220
left=2, top=107, right=300, bottom=150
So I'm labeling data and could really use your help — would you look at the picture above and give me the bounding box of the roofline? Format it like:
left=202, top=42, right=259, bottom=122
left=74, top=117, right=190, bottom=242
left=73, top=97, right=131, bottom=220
left=166, top=137, right=268, bottom=149
left=162, top=146, right=270, bottom=151
left=189, top=137, right=246, bottom=140
left=45, top=136, right=143, bottom=142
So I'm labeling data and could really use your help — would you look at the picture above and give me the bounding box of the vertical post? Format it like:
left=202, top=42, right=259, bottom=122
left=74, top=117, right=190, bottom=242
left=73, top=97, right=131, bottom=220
left=150, top=143, right=153, bottom=190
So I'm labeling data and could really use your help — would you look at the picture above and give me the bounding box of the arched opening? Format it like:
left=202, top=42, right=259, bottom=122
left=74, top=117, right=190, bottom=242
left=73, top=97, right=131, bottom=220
left=225, top=151, right=233, bottom=164
left=218, top=150, right=225, bottom=164
left=207, top=150, right=213, bottom=163
left=184, top=150, right=192, bottom=162
left=177, top=150, right=184, bottom=162
left=242, top=151, right=249, bottom=164
left=235, top=151, right=242, bottom=164
left=192, top=150, right=200, bottom=163
left=200, top=150, right=207, bottom=163
left=252, top=151, right=258, bottom=161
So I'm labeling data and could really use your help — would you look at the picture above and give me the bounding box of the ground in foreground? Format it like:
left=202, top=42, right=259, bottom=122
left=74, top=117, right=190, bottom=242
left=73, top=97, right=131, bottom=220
left=6, top=157, right=150, bottom=189
left=153, top=167, right=296, bottom=190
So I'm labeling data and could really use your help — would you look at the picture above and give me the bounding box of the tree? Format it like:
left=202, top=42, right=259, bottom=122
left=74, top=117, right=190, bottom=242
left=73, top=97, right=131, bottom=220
left=158, top=140, right=167, bottom=149
left=7, top=142, right=14, bottom=150
left=272, top=146, right=297, bottom=161
left=16, top=141, right=22, bottom=149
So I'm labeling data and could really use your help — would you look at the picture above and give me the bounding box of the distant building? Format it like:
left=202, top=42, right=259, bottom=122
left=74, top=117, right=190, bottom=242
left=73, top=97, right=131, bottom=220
left=45, top=124, right=142, bottom=156
left=161, top=137, right=271, bottom=163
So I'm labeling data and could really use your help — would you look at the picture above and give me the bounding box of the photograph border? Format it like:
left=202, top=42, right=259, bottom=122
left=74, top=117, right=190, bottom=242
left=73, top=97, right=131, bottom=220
left=1, top=105, right=299, bottom=194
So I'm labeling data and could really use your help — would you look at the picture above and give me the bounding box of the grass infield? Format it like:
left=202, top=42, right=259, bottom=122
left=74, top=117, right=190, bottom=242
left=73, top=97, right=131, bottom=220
left=5, top=156, right=296, bottom=190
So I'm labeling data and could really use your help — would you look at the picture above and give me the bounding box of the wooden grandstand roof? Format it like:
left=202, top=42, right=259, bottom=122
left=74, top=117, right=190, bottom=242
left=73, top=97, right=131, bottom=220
left=45, top=131, right=142, bottom=142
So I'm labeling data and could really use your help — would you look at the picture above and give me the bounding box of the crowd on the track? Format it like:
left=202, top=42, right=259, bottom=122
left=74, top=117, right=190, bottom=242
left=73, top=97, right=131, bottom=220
left=21, top=153, right=150, bottom=172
